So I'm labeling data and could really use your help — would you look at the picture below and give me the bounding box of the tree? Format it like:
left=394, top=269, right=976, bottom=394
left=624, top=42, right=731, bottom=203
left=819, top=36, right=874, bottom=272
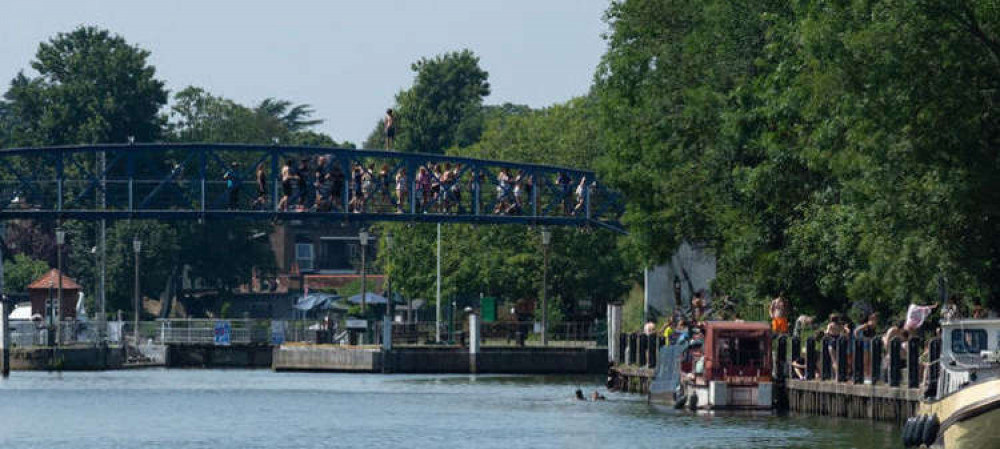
left=593, top=0, right=1000, bottom=317
left=2, top=26, right=167, bottom=146
left=3, top=253, right=50, bottom=293
left=393, top=50, right=490, bottom=153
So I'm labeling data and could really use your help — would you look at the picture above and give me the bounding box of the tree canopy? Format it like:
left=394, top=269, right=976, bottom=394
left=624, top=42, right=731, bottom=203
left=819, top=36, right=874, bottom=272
left=595, top=0, right=1000, bottom=316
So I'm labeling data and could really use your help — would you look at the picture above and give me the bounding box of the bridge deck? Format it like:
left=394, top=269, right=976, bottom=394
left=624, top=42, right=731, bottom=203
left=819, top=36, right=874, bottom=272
left=0, top=143, right=625, bottom=232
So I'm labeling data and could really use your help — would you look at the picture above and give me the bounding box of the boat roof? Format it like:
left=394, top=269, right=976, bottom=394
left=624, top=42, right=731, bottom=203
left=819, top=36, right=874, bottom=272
left=941, top=318, right=1000, bottom=330
left=703, top=321, right=771, bottom=332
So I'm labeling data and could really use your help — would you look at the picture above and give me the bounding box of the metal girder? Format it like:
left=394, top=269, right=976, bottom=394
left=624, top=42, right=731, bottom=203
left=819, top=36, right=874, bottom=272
left=0, top=143, right=627, bottom=234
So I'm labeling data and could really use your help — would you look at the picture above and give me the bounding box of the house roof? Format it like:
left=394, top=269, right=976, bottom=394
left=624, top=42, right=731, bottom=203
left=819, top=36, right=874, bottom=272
left=27, top=269, right=82, bottom=290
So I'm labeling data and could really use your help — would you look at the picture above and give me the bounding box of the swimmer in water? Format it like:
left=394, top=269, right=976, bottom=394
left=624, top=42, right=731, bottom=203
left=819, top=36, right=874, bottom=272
left=575, top=389, right=586, bottom=400
left=591, top=391, right=606, bottom=401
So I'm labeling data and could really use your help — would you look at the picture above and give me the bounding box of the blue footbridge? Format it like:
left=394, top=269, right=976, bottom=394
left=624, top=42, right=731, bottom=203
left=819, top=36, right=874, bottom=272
left=0, top=143, right=625, bottom=232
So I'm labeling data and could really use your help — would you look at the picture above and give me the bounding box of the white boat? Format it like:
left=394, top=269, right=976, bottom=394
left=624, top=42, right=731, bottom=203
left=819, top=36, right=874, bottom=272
left=904, top=318, right=1000, bottom=448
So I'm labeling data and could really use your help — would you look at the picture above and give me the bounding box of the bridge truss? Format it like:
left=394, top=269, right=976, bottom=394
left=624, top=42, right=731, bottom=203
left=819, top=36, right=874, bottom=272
left=0, top=144, right=625, bottom=232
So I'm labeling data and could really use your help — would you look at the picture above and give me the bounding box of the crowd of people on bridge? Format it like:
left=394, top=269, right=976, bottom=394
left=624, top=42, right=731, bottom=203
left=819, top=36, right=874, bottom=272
left=222, top=155, right=594, bottom=217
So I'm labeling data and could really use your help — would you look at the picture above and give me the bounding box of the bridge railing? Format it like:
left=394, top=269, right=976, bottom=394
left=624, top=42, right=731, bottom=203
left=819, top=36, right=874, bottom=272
left=0, top=144, right=625, bottom=232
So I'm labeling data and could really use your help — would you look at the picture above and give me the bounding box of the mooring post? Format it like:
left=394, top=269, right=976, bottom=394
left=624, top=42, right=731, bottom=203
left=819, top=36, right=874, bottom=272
left=821, top=338, right=832, bottom=381
left=805, top=337, right=817, bottom=380
left=907, top=337, right=922, bottom=389
left=889, top=338, right=901, bottom=387
left=468, top=312, right=479, bottom=374
left=637, top=334, right=647, bottom=367
left=853, top=338, right=865, bottom=384
left=1, top=301, right=8, bottom=378
left=926, top=338, right=941, bottom=398
left=775, top=335, right=787, bottom=380
left=617, top=333, right=627, bottom=364
left=836, top=337, right=848, bottom=382
left=628, top=333, right=637, bottom=365
left=647, top=335, right=657, bottom=369
left=871, top=338, right=882, bottom=385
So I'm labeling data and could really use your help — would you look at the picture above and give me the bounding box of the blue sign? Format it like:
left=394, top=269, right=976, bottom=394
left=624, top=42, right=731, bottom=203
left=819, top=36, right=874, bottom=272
left=214, top=320, right=231, bottom=346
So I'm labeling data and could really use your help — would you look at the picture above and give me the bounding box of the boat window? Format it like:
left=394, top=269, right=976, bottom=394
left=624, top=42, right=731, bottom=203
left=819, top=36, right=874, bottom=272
left=951, top=329, right=988, bottom=354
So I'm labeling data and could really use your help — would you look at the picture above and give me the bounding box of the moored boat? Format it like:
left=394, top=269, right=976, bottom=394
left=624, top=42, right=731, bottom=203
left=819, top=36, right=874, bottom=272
left=651, top=321, right=773, bottom=410
left=904, top=319, right=1000, bottom=448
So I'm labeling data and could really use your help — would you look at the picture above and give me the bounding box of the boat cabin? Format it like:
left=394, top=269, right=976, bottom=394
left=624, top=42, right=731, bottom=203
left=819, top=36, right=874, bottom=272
left=937, top=319, right=1000, bottom=397
left=682, top=321, right=773, bottom=409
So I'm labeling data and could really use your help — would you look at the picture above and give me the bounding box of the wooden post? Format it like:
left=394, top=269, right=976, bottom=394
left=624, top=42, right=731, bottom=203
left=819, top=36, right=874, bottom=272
left=776, top=335, right=788, bottom=380
left=927, top=338, right=941, bottom=398
left=637, top=334, right=647, bottom=367
left=871, top=338, right=882, bottom=385
left=889, top=338, right=901, bottom=387
left=805, top=337, right=817, bottom=380
left=821, top=338, right=832, bottom=380
left=617, top=333, right=627, bottom=364
left=853, top=338, right=865, bottom=384
left=908, top=337, right=922, bottom=389
left=837, top=337, right=849, bottom=382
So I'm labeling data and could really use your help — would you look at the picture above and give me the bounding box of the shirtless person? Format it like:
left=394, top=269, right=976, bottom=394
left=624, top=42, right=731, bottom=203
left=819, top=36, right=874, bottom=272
left=384, top=109, right=396, bottom=150
left=769, top=294, right=789, bottom=334
left=691, top=291, right=707, bottom=323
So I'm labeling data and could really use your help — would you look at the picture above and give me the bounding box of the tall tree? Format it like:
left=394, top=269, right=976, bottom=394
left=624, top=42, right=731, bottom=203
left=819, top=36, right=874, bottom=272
left=2, top=26, right=167, bottom=146
left=392, top=50, right=490, bottom=153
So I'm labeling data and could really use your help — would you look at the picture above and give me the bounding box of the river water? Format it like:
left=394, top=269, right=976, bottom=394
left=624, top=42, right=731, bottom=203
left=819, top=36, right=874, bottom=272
left=0, top=369, right=899, bottom=449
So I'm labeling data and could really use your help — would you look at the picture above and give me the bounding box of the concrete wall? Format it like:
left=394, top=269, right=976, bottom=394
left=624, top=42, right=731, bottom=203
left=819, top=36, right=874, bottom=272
left=273, top=345, right=381, bottom=372
left=166, top=344, right=273, bottom=368
left=273, top=345, right=608, bottom=374
left=4, top=345, right=124, bottom=371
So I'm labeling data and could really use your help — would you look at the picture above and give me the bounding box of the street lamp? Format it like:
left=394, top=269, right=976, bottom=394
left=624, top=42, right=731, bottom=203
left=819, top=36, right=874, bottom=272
left=55, top=228, right=65, bottom=346
left=133, top=237, right=141, bottom=346
left=359, top=229, right=369, bottom=313
left=385, top=231, right=394, bottom=321
left=540, top=227, right=552, bottom=346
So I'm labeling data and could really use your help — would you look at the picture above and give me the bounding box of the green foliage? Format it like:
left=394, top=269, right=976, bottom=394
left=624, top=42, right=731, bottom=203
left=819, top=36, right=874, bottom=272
left=595, top=0, right=1000, bottom=315
left=393, top=49, right=491, bottom=153
left=3, top=253, right=49, bottom=293
left=1, top=26, right=167, bottom=145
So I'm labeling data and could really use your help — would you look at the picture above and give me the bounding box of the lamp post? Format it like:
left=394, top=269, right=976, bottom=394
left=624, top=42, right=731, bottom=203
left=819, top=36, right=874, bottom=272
left=359, top=229, right=369, bottom=313
left=540, top=227, right=551, bottom=346
left=56, top=228, right=65, bottom=346
left=133, top=237, right=141, bottom=346
left=385, top=231, right=393, bottom=321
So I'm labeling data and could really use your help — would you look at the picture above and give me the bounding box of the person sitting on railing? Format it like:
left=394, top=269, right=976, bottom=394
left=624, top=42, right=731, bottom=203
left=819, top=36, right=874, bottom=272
left=791, top=357, right=807, bottom=380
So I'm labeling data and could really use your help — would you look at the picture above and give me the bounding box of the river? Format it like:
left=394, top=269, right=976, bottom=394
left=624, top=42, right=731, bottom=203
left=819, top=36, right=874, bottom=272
left=0, top=369, right=899, bottom=448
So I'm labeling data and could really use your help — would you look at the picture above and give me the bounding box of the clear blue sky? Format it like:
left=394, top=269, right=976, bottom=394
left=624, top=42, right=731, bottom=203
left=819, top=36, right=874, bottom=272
left=0, top=0, right=611, bottom=146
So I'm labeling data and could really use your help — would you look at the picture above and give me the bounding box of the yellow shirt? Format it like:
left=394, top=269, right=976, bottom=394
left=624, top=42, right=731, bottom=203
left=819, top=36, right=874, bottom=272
left=663, top=326, right=674, bottom=342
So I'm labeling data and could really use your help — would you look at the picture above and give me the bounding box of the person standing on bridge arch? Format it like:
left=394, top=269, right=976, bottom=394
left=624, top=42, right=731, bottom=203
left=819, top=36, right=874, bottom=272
left=385, top=109, right=396, bottom=150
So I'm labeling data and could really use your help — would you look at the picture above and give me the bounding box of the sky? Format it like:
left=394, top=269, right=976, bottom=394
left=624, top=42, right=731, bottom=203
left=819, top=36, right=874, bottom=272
left=0, top=0, right=611, bottom=146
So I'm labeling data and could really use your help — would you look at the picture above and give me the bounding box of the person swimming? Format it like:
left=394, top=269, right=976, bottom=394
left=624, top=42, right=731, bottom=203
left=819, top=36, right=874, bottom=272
left=591, top=391, right=606, bottom=401
left=575, top=389, right=586, bottom=400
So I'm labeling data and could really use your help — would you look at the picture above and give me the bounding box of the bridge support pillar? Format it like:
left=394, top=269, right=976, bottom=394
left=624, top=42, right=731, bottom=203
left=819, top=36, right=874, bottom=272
left=1, top=302, right=8, bottom=378
left=607, top=303, right=622, bottom=363
left=469, top=313, right=480, bottom=374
